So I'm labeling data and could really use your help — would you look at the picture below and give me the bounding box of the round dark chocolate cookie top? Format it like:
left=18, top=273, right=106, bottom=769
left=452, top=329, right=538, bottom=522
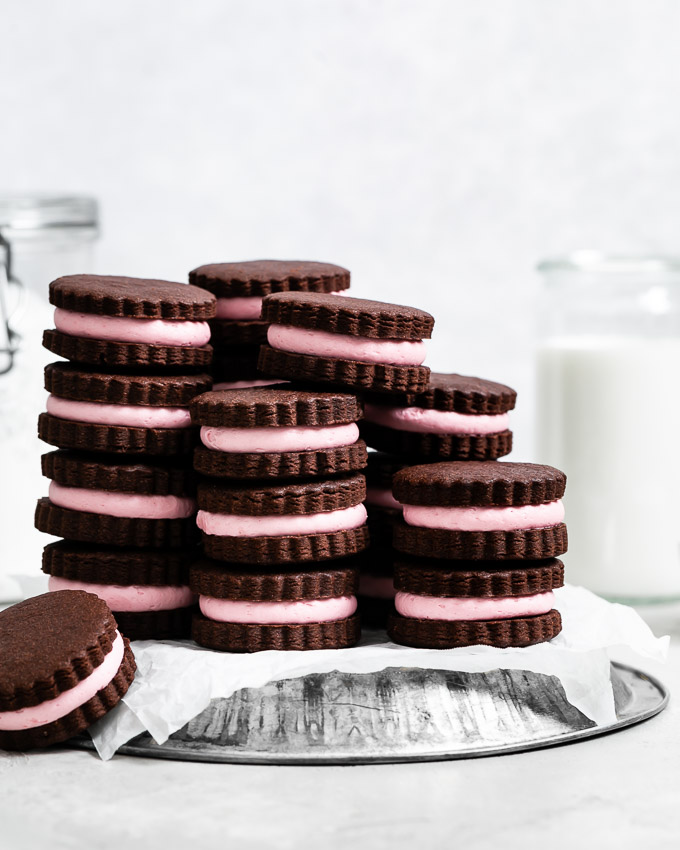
left=0, top=591, right=118, bottom=712
left=191, top=387, right=363, bottom=428
left=45, top=362, right=212, bottom=406
left=41, top=450, right=196, bottom=495
left=42, top=541, right=194, bottom=587
left=408, top=372, right=517, bottom=414
left=190, top=559, right=359, bottom=601
left=189, top=260, right=350, bottom=298
left=392, top=461, right=567, bottom=507
left=261, top=291, right=435, bottom=340
left=198, top=473, right=366, bottom=516
left=49, top=275, right=216, bottom=320
left=393, top=558, right=565, bottom=597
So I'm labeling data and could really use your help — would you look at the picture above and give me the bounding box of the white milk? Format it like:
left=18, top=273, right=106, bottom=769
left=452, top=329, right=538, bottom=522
left=537, top=337, right=680, bottom=601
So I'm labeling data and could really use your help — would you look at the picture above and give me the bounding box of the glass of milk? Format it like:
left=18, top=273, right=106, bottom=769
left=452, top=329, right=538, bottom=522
left=536, top=252, right=680, bottom=602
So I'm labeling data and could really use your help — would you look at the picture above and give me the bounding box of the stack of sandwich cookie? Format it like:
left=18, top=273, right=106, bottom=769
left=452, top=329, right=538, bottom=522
left=36, top=275, right=214, bottom=640
left=189, top=260, right=350, bottom=389
left=191, top=386, right=367, bottom=480
left=42, top=542, right=196, bottom=640
left=0, top=591, right=136, bottom=750
left=190, top=560, right=361, bottom=652
left=259, top=292, right=434, bottom=395
left=197, top=474, right=369, bottom=564
left=388, top=558, right=564, bottom=648
left=388, top=461, right=568, bottom=648
left=43, top=274, right=214, bottom=369
left=361, top=373, right=516, bottom=461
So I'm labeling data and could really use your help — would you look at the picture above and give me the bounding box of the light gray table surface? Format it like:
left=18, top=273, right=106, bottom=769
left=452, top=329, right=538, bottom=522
left=1, top=604, right=678, bottom=850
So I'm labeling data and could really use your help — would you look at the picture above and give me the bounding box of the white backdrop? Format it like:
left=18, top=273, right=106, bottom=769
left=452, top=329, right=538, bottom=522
left=2, top=0, right=680, bottom=586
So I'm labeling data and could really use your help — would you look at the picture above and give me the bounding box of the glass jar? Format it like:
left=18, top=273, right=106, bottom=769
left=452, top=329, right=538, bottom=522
left=536, top=252, right=680, bottom=603
left=0, top=196, right=99, bottom=600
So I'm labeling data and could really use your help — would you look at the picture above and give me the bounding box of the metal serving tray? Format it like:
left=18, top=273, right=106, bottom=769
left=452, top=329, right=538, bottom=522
left=70, top=661, right=668, bottom=764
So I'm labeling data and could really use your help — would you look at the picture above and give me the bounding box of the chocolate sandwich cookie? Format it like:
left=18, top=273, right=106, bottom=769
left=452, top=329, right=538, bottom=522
left=43, top=274, right=215, bottom=369
left=38, top=362, right=211, bottom=455
left=190, top=559, right=361, bottom=652
left=364, top=452, right=407, bottom=547
left=356, top=547, right=395, bottom=630
left=197, top=474, right=369, bottom=564
left=258, top=292, right=434, bottom=395
left=0, top=591, right=136, bottom=750
left=388, top=558, right=564, bottom=648
left=192, top=387, right=368, bottom=480
left=42, top=541, right=197, bottom=640
left=190, top=259, right=350, bottom=347
left=392, top=462, right=568, bottom=560
left=361, top=373, right=516, bottom=461
left=35, top=450, right=198, bottom=548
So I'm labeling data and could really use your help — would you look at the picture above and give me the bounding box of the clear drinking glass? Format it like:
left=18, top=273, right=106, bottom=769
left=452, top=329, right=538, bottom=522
left=0, top=196, right=99, bottom=600
left=536, top=252, right=680, bottom=603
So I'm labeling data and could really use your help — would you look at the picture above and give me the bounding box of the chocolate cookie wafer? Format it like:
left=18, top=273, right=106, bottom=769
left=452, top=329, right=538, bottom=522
left=361, top=373, right=516, bottom=461
left=190, top=559, right=360, bottom=652
left=259, top=292, right=434, bottom=395
left=35, top=451, right=198, bottom=548
left=392, top=462, right=568, bottom=560
left=42, top=542, right=196, bottom=640
left=43, top=274, right=215, bottom=369
left=0, top=591, right=136, bottom=750
left=192, top=387, right=367, bottom=480
left=387, top=558, right=564, bottom=648
left=38, top=362, right=211, bottom=455
left=197, top=474, right=369, bottom=564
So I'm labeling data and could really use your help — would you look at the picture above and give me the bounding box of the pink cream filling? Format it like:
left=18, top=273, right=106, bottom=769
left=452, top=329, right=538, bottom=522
left=267, top=324, right=427, bottom=366
left=358, top=574, right=395, bottom=600
left=212, top=378, right=285, bottom=391
left=54, top=308, right=211, bottom=347
left=199, top=594, right=357, bottom=624
left=46, top=394, right=192, bottom=429
left=215, top=296, right=263, bottom=320
left=48, top=575, right=196, bottom=612
left=196, top=503, right=367, bottom=538
left=402, top=500, right=565, bottom=532
left=365, top=486, right=402, bottom=511
left=364, top=403, right=509, bottom=435
left=0, top=632, right=125, bottom=731
left=395, top=591, right=555, bottom=621
left=200, top=422, right=360, bottom=454
left=48, top=481, right=196, bottom=519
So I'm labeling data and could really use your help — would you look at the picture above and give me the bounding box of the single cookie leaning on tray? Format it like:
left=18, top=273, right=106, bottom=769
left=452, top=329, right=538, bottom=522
left=42, top=542, right=197, bottom=641
left=392, top=462, right=568, bottom=560
left=258, top=292, right=434, bottom=395
left=43, top=274, right=216, bottom=369
left=190, top=559, right=361, bottom=652
left=38, top=362, right=211, bottom=455
left=361, top=373, right=516, bottom=461
left=35, top=450, right=198, bottom=547
left=197, top=474, right=369, bottom=564
left=387, top=558, right=564, bottom=648
left=189, top=259, right=350, bottom=347
left=191, top=387, right=368, bottom=480
left=0, top=591, right=136, bottom=751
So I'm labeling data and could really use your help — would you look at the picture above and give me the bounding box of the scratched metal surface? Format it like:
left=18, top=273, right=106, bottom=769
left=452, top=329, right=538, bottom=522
left=70, top=661, right=667, bottom=764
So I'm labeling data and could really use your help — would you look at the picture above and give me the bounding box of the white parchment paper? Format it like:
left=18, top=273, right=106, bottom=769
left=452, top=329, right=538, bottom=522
left=88, top=585, right=669, bottom=760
